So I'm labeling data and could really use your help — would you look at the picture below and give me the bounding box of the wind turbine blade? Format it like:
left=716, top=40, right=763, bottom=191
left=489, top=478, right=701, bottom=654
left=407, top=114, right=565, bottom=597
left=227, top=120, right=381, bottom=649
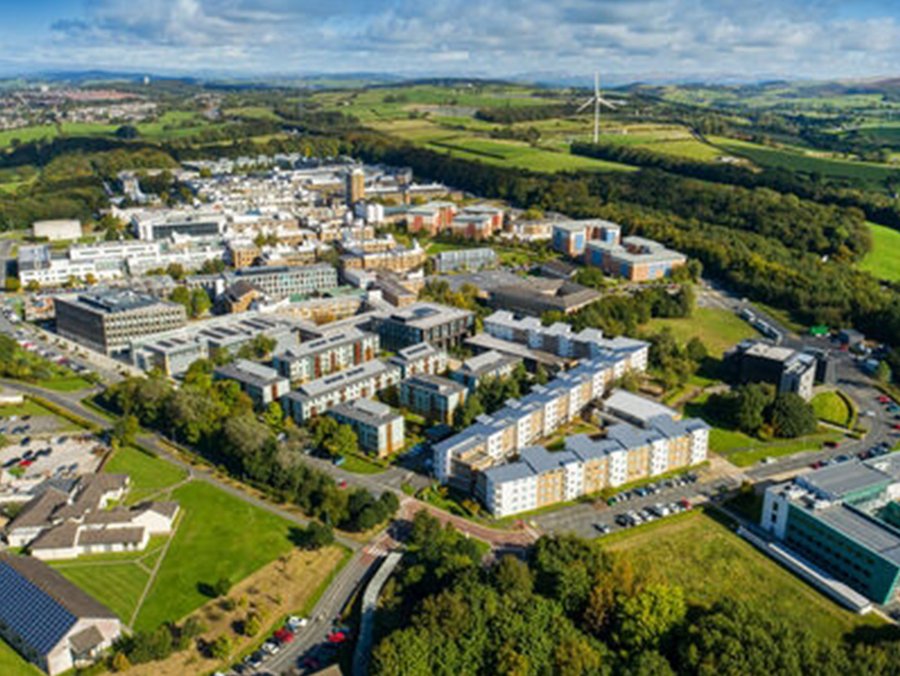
left=575, top=98, right=595, bottom=113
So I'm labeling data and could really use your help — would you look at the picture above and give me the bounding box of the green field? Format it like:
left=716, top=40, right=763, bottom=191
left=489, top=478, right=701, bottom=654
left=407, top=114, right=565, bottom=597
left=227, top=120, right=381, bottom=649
left=604, top=511, right=882, bottom=639
left=643, top=306, right=760, bottom=357
left=811, top=390, right=855, bottom=427
left=54, top=560, right=152, bottom=622
left=34, top=375, right=92, bottom=392
left=0, top=124, right=58, bottom=149
left=134, top=480, right=295, bottom=630
left=0, top=398, right=58, bottom=419
left=710, top=135, right=900, bottom=189
left=860, top=222, right=900, bottom=282
left=0, top=639, right=41, bottom=675
left=103, top=445, right=188, bottom=504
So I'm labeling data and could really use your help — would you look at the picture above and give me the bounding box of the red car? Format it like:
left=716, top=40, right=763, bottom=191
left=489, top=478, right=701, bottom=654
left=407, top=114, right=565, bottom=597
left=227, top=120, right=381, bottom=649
left=679, top=498, right=692, bottom=510
left=878, top=396, right=891, bottom=404
left=338, top=480, right=348, bottom=489
left=893, top=424, right=900, bottom=431
left=327, top=631, right=347, bottom=644
left=274, top=627, right=294, bottom=643
left=18, top=459, right=33, bottom=468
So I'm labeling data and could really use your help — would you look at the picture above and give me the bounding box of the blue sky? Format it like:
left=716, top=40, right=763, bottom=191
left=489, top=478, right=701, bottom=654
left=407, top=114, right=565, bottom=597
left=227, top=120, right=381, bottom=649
left=0, top=0, right=899, bottom=81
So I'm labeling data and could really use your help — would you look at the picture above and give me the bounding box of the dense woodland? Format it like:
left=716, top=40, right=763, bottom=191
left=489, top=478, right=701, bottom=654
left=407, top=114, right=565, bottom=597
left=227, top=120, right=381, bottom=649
left=371, top=511, right=900, bottom=676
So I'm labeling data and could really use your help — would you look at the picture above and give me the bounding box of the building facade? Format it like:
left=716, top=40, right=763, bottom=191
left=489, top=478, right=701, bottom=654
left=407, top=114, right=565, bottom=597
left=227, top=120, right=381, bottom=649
left=400, top=374, right=467, bottom=425
left=213, top=359, right=290, bottom=408
left=273, top=327, right=379, bottom=384
left=372, top=302, right=475, bottom=351
left=585, top=236, right=687, bottom=281
left=329, top=398, right=405, bottom=457
left=388, top=342, right=448, bottom=379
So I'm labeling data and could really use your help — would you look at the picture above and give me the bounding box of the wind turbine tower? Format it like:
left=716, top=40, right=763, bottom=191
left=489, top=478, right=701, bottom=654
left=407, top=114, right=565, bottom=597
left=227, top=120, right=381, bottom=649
left=577, top=72, right=622, bottom=143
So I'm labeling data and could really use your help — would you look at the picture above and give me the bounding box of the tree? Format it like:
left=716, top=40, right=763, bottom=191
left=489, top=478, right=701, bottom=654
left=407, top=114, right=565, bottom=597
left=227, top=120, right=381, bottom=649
left=4, top=277, right=20, bottom=292
left=111, top=651, right=131, bottom=672
left=876, top=360, right=893, bottom=384
left=166, top=263, right=186, bottom=281
left=297, top=521, right=335, bottom=549
left=733, top=383, right=775, bottom=434
left=112, top=414, right=139, bottom=447
left=169, top=286, right=191, bottom=312
left=190, top=288, right=211, bottom=318
left=493, top=555, right=534, bottom=598
left=208, top=634, right=232, bottom=660
left=770, top=392, right=817, bottom=438
left=685, top=337, right=708, bottom=363
left=453, top=392, right=484, bottom=429
left=614, top=583, right=686, bottom=651
left=243, top=612, right=261, bottom=636
left=25, top=280, right=40, bottom=292
left=325, top=423, right=358, bottom=457
left=84, top=273, right=97, bottom=286
left=263, top=401, right=284, bottom=429
left=212, top=577, right=231, bottom=597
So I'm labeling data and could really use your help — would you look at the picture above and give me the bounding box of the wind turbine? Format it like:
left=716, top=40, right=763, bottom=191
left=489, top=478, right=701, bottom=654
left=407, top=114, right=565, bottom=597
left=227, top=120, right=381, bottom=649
left=576, top=72, right=622, bottom=143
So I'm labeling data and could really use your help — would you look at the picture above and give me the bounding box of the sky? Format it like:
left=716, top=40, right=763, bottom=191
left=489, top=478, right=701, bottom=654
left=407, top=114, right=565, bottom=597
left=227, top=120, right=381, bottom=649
left=0, top=0, right=899, bottom=82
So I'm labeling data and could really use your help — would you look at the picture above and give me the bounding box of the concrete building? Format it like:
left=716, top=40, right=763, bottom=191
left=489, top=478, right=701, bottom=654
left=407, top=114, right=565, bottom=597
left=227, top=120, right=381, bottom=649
left=131, top=312, right=298, bottom=377
left=32, top=219, right=82, bottom=242
left=213, top=359, right=290, bottom=408
left=433, top=248, right=497, bottom=273
left=585, top=236, right=687, bottom=281
left=725, top=340, right=817, bottom=400
left=0, top=553, right=122, bottom=675
left=283, top=360, right=401, bottom=424
left=407, top=201, right=457, bottom=236
left=273, top=327, right=379, bottom=384
left=372, top=302, right=475, bottom=352
left=329, top=398, right=404, bottom=458
left=131, top=211, right=226, bottom=241
left=400, top=374, right=467, bottom=425
left=761, top=456, right=900, bottom=604
left=486, top=278, right=601, bottom=317
left=388, top=342, right=448, bottom=379
left=346, top=167, right=366, bottom=205
left=478, top=409, right=709, bottom=517
left=18, top=245, right=117, bottom=288
left=340, top=241, right=426, bottom=274
left=55, top=289, right=187, bottom=355
left=452, top=350, right=522, bottom=392
left=220, top=264, right=338, bottom=301
left=551, top=219, right=621, bottom=258
left=604, top=389, right=680, bottom=427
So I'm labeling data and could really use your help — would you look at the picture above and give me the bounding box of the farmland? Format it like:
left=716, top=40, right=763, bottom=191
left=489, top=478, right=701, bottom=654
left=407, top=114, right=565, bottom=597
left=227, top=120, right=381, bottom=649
left=860, top=222, right=900, bottom=282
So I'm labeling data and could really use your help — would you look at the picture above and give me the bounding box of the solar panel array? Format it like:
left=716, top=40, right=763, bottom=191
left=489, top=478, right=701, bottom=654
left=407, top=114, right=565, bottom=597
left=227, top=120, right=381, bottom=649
left=0, top=562, right=77, bottom=656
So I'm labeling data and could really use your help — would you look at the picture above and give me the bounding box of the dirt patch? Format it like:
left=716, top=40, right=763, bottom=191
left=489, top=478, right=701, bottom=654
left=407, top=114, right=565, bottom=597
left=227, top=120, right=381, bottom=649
left=122, top=546, right=347, bottom=676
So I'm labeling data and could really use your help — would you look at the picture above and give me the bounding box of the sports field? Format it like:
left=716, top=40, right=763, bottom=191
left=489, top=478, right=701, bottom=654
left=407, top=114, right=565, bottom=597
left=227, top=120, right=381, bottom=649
left=604, top=511, right=882, bottom=640
left=859, top=222, right=900, bottom=282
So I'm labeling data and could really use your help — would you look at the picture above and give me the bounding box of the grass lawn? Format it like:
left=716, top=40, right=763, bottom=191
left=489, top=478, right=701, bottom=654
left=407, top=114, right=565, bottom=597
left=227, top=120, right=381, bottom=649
left=0, top=639, right=41, bottom=675
left=0, top=398, right=58, bottom=419
left=812, top=390, right=855, bottom=427
left=340, top=454, right=386, bottom=475
left=604, top=510, right=882, bottom=640
left=54, top=562, right=150, bottom=622
left=643, top=307, right=760, bottom=357
left=134, top=480, right=295, bottom=630
left=34, top=375, right=92, bottom=392
left=103, top=445, right=188, bottom=504
left=859, top=222, right=900, bottom=283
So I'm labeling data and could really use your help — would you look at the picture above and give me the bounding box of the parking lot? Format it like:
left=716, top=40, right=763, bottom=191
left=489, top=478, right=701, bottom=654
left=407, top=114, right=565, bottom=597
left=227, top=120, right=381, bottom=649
left=0, top=430, right=106, bottom=489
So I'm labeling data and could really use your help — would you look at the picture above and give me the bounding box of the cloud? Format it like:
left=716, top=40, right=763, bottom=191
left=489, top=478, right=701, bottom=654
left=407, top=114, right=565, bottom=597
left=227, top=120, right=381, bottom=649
left=14, top=0, right=899, bottom=79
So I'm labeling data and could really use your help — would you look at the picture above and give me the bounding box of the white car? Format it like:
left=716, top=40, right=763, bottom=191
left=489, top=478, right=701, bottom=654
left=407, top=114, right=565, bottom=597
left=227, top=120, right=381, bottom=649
left=262, top=640, right=280, bottom=655
left=287, top=615, right=309, bottom=630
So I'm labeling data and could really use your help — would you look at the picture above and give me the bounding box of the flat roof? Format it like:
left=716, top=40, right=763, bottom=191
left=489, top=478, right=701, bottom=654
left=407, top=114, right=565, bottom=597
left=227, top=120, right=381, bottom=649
left=403, top=373, right=466, bottom=395
left=815, top=504, right=900, bottom=566
left=385, top=302, right=472, bottom=329
left=465, top=333, right=570, bottom=368
left=330, top=398, right=399, bottom=426
left=604, top=389, right=678, bottom=424
left=799, top=461, right=892, bottom=500
left=66, top=289, right=170, bottom=314
left=292, top=359, right=396, bottom=399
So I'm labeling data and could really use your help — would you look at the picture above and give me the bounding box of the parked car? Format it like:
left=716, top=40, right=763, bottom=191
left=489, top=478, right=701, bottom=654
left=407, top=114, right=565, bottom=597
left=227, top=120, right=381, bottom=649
left=593, top=523, right=611, bottom=535
left=262, top=640, right=280, bottom=655
left=287, top=615, right=309, bottom=630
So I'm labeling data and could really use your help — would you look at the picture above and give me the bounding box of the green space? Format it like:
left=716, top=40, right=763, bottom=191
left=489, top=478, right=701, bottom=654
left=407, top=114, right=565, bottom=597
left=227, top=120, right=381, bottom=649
left=604, top=510, right=881, bottom=639
left=134, top=480, right=295, bottom=630
left=103, top=445, right=188, bottom=504
left=0, top=123, right=58, bottom=149
left=54, top=562, right=150, bottom=622
left=643, top=306, right=760, bottom=357
left=709, top=135, right=900, bottom=189
left=340, top=453, right=387, bottom=475
left=0, top=398, right=58, bottom=419
left=811, top=390, right=856, bottom=428
left=860, top=222, right=900, bottom=283
left=0, top=639, right=41, bottom=675
left=34, top=375, right=92, bottom=392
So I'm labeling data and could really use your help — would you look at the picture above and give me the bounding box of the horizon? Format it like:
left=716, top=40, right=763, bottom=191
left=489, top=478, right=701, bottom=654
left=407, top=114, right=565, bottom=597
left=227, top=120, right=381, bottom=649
left=1, top=0, right=899, bottom=82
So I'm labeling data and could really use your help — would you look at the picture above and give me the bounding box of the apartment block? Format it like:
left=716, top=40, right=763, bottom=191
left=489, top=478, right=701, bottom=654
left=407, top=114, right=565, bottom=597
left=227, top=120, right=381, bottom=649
left=340, top=242, right=426, bottom=274
left=388, top=342, right=448, bottom=379
left=725, top=340, right=817, bottom=401
left=433, top=248, right=498, bottom=273
left=478, top=411, right=709, bottom=517
left=551, top=219, right=621, bottom=258
left=329, top=398, right=405, bottom=458
left=282, top=360, right=401, bottom=423
left=451, top=350, right=522, bottom=392
left=272, top=327, right=379, bottom=384
left=372, top=302, right=475, bottom=351
left=213, top=359, right=290, bottom=408
left=224, top=264, right=338, bottom=301
left=55, top=289, right=187, bottom=355
left=400, top=374, right=467, bottom=425
left=406, top=201, right=457, bottom=236
left=585, top=236, right=687, bottom=281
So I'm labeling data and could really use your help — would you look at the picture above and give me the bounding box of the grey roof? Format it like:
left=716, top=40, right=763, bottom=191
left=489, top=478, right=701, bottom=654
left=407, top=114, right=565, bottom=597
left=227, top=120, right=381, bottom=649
left=78, top=527, right=145, bottom=546
left=64, top=289, right=175, bottom=314
left=814, top=504, right=900, bottom=566
left=482, top=460, right=536, bottom=483
left=520, top=446, right=579, bottom=474
left=277, top=326, right=373, bottom=361
left=465, top=333, right=569, bottom=368
left=329, top=398, right=399, bottom=427
left=456, top=350, right=520, bottom=377
left=393, top=341, right=442, bottom=361
left=291, top=359, right=397, bottom=399
left=586, top=236, right=686, bottom=265
left=384, top=302, right=473, bottom=329
left=606, top=423, right=664, bottom=448
left=402, top=373, right=466, bottom=396
left=604, top=389, right=678, bottom=425
left=214, top=359, right=284, bottom=388
left=799, top=461, right=892, bottom=500
left=0, top=553, right=117, bottom=656
left=69, top=625, right=105, bottom=654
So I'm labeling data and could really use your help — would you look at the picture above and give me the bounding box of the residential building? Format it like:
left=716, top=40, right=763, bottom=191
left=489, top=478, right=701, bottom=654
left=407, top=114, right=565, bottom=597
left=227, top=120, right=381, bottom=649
left=400, top=374, right=467, bottom=424
left=283, top=360, right=401, bottom=423
left=220, top=280, right=261, bottom=314
left=329, top=398, right=405, bottom=457
left=374, top=273, right=418, bottom=307
left=273, top=327, right=379, bottom=384
left=340, top=242, right=426, bottom=274
left=223, top=264, right=338, bottom=301
left=0, top=553, right=123, bottom=675
left=4, top=473, right=178, bottom=561
left=131, top=312, right=298, bottom=377
left=433, top=248, right=497, bottom=273
left=388, top=342, right=448, bottom=379
left=55, top=289, right=187, bottom=355
left=214, top=359, right=290, bottom=408
left=32, top=219, right=82, bottom=242
left=477, top=410, right=709, bottom=517
left=406, top=201, right=457, bottom=236
left=585, top=236, right=686, bottom=281
left=604, top=389, right=680, bottom=426
left=371, top=302, right=475, bottom=351
left=346, top=167, right=366, bottom=205
left=551, top=219, right=621, bottom=258
left=761, top=456, right=900, bottom=605
left=452, top=350, right=522, bottom=392
left=227, top=242, right=261, bottom=269
left=725, top=340, right=817, bottom=400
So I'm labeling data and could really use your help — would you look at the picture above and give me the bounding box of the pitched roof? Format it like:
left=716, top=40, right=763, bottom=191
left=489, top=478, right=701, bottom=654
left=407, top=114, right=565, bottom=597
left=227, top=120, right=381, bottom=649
left=0, top=553, right=117, bottom=656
